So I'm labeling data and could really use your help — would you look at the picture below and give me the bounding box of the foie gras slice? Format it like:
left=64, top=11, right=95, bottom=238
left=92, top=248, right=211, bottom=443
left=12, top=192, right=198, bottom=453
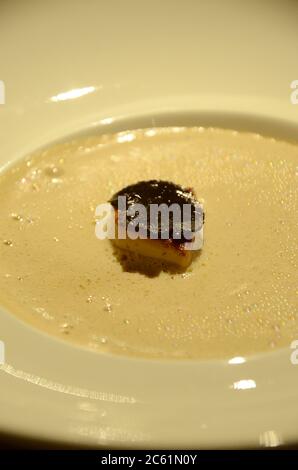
left=109, top=180, right=204, bottom=268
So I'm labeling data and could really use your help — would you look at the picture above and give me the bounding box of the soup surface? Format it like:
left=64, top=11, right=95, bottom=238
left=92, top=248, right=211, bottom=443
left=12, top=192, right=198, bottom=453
left=0, top=127, right=297, bottom=359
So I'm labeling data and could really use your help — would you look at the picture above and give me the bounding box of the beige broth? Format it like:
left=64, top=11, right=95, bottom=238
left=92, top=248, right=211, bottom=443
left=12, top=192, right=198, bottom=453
left=0, top=127, right=297, bottom=359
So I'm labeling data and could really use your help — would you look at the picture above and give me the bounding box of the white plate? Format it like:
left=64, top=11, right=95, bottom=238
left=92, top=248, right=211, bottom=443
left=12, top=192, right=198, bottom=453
left=0, top=0, right=297, bottom=448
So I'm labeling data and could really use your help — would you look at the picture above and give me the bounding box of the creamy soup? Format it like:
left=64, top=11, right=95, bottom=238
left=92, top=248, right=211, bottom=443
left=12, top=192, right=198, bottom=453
left=0, top=127, right=297, bottom=359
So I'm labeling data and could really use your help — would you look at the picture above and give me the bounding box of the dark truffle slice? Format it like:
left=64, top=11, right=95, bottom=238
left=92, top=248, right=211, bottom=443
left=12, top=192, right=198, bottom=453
left=109, top=180, right=203, bottom=243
